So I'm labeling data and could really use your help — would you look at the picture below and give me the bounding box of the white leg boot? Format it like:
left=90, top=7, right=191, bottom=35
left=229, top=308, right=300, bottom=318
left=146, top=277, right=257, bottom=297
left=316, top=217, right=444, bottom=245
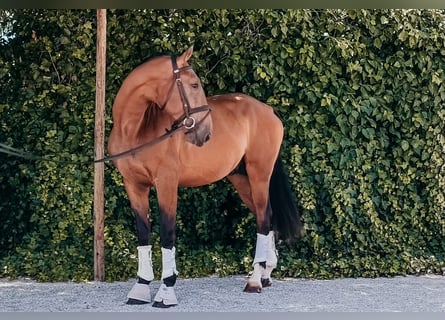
left=244, top=233, right=269, bottom=293
left=261, top=231, right=278, bottom=287
left=127, top=245, right=154, bottom=304
left=153, top=247, right=178, bottom=308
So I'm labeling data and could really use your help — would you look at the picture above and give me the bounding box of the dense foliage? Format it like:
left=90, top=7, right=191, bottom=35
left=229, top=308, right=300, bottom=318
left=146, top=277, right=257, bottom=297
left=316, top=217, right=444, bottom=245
left=1, top=9, right=444, bottom=281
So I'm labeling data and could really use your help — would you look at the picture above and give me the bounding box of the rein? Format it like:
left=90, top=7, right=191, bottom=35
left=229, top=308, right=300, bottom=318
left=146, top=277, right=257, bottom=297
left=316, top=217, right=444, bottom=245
left=1, top=55, right=211, bottom=165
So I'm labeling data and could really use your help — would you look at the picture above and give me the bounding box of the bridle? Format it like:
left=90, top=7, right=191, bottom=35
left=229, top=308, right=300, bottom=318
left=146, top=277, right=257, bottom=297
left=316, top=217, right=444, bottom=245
left=163, top=55, right=211, bottom=132
left=93, top=55, right=211, bottom=163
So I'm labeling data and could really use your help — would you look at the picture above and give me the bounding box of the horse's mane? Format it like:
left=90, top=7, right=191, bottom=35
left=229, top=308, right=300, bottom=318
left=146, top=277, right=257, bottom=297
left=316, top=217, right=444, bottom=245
left=133, top=52, right=173, bottom=69
left=133, top=52, right=175, bottom=138
left=138, top=101, right=162, bottom=138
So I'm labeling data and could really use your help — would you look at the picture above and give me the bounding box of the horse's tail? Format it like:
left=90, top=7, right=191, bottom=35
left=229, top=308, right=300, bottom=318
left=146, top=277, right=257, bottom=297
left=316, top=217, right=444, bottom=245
left=269, top=155, right=304, bottom=243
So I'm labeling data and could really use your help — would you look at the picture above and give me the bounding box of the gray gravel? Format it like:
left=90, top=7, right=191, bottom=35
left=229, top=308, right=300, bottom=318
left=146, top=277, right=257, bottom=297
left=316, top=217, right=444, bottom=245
left=1, top=275, right=444, bottom=312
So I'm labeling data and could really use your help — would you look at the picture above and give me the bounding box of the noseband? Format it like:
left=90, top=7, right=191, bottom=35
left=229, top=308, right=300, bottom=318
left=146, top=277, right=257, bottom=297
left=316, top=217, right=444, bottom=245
left=166, top=55, right=211, bottom=132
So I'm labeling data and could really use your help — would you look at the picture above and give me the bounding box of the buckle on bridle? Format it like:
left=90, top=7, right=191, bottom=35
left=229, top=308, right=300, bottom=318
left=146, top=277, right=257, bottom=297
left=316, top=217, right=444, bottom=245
left=183, top=116, right=196, bottom=130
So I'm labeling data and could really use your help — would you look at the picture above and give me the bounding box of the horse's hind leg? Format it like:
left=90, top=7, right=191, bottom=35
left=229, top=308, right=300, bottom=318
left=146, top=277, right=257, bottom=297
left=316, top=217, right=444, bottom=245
left=227, top=172, right=278, bottom=292
left=124, top=181, right=154, bottom=305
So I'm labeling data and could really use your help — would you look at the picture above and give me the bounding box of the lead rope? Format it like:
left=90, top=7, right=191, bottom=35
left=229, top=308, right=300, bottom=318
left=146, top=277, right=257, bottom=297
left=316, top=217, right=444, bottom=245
left=0, top=105, right=211, bottom=165
left=0, top=119, right=186, bottom=165
left=0, top=142, right=92, bottom=165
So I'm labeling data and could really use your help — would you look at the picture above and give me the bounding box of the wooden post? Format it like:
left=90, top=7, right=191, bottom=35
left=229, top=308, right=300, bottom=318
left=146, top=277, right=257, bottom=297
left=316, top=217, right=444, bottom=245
left=94, top=8, right=106, bottom=282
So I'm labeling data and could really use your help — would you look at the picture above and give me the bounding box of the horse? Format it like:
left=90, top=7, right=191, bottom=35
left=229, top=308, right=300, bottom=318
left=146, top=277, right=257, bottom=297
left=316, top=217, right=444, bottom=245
left=107, top=46, right=303, bottom=308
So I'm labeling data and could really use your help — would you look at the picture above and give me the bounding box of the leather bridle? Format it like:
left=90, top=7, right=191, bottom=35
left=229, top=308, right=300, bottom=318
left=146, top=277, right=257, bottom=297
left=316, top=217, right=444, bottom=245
left=163, top=55, right=211, bottom=132
left=93, top=55, right=212, bottom=163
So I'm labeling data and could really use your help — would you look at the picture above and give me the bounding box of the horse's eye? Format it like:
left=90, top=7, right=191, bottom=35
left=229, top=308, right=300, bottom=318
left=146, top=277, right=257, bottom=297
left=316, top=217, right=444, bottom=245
left=191, top=83, right=199, bottom=89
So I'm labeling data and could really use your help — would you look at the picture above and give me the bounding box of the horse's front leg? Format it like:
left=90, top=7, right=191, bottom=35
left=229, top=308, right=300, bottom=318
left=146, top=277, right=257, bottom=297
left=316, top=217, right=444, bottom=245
left=152, top=179, right=179, bottom=308
left=124, top=181, right=154, bottom=305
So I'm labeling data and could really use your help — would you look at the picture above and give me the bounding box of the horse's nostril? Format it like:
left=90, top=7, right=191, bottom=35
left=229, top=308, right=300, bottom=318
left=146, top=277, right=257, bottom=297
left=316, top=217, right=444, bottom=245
left=205, top=133, right=211, bottom=142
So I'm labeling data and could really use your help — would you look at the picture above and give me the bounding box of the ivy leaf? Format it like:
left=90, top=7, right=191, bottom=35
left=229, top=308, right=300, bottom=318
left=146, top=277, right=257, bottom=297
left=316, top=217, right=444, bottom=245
left=401, top=140, right=410, bottom=151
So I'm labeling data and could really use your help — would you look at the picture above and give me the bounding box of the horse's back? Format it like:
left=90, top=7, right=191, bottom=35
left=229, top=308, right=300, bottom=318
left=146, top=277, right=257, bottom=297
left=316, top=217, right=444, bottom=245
left=207, top=93, right=283, bottom=143
left=207, top=93, right=276, bottom=114
left=206, top=92, right=283, bottom=168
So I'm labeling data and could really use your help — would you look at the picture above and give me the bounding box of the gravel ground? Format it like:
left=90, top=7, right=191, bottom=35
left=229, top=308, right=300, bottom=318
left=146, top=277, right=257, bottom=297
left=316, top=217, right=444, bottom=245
left=1, top=275, right=445, bottom=312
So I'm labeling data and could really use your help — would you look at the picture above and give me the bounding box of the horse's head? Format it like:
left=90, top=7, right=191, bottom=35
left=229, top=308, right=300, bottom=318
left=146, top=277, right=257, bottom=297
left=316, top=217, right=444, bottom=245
left=159, top=46, right=212, bottom=147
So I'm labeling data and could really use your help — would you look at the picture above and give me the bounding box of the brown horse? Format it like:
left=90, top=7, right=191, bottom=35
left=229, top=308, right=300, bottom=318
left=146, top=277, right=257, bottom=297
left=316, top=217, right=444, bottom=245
left=108, top=46, right=303, bottom=308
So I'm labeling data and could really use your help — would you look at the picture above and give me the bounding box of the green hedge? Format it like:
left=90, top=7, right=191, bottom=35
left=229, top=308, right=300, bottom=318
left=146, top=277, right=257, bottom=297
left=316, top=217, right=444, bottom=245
left=0, top=9, right=444, bottom=281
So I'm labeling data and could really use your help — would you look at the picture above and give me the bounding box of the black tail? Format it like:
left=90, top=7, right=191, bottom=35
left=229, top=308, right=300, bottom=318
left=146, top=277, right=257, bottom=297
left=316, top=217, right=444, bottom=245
left=269, top=155, right=304, bottom=243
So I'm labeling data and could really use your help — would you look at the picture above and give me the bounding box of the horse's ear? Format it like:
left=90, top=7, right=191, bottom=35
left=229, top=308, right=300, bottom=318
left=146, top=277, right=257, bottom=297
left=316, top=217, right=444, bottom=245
left=179, top=46, right=194, bottom=64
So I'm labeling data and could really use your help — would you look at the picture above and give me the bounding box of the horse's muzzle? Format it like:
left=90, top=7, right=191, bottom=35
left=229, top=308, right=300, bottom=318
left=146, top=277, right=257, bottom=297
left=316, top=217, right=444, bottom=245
left=185, top=126, right=212, bottom=147
left=197, top=132, right=212, bottom=147
left=184, top=107, right=212, bottom=147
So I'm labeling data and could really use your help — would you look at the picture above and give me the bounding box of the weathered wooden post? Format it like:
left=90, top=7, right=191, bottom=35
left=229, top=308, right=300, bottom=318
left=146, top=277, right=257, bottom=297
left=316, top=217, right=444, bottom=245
left=94, top=8, right=106, bottom=281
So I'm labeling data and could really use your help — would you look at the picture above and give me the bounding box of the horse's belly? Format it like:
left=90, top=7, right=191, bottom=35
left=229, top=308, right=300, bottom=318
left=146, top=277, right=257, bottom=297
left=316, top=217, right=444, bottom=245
left=177, top=158, right=238, bottom=187
left=178, top=170, right=226, bottom=187
left=178, top=140, right=244, bottom=187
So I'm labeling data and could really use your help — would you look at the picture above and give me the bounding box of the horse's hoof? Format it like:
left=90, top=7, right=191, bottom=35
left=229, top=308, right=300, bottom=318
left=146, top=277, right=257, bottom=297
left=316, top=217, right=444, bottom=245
left=243, top=283, right=262, bottom=293
left=261, top=278, right=272, bottom=288
left=126, top=298, right=150, bottom=305
left=153, top=283, right=178, bottom=307
left=153, top=300, right=177, bottom=308
left=127, top=282, right=151, bottom=304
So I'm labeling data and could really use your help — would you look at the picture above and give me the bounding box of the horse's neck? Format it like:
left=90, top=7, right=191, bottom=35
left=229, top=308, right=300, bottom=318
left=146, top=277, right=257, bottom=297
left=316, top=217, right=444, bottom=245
left=112, top=62, right=171, bottom=143
left=117, top=107, right=165, bottom=144
left=112, top=88, right=164, bottom=142
left=138, top=102, right=164, bottom=138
